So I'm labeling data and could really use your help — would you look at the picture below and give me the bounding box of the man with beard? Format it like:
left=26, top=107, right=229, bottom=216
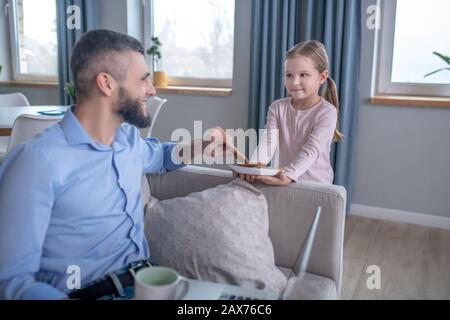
left=0, top=30, right=237, bottom=299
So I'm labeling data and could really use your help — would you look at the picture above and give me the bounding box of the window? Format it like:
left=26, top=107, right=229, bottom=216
left=7, top=0, right=58, bottom=82
left=144, top=0, right=235, bottom=88
left=374, top=0, right=450, bottom=97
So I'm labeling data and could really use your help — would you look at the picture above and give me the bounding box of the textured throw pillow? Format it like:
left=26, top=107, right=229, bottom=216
left=144, top=179, right=287, bottom=294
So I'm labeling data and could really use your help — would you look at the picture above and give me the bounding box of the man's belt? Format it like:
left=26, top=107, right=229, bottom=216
left=68, top=260, right=153, bottom=300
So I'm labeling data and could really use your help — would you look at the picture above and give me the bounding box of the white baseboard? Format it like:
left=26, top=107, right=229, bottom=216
left=349, top=204, right=450, bottom=230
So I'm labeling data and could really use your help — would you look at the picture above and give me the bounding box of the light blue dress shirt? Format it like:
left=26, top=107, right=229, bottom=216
left=0, top=107, right=184, bottom=299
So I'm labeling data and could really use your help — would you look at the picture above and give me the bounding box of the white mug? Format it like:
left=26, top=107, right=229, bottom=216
left=134, top=266, right=189, bottom=300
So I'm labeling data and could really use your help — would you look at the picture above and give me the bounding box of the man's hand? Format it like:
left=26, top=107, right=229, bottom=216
left=234, top=168, right=293, bottom=186
left=204, top=127, right=245, bottom=162
left=176, top=127, right=245, bottom=164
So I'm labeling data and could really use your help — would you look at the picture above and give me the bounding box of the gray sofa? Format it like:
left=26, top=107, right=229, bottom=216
left=143, top=165, right=347, bottom=300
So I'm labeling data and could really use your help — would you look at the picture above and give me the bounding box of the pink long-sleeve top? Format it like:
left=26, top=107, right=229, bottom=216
left=250, top=97, right=337, bottom=184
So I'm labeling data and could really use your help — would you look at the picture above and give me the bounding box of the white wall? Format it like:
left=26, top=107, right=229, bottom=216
left=0, top=85, right=59, bottom=105
left=352, top=0, right=450, bottom=218
left=98, top=0, right=128, bottom=35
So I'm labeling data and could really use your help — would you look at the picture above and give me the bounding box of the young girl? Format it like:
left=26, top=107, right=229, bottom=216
left=244, top=40, right=343, bottom=185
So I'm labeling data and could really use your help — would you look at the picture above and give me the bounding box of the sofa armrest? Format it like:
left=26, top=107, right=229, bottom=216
left=147, top=165, right=346, bottom=298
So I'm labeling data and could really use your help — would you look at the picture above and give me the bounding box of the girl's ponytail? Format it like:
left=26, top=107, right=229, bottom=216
left=324, top=77, right=344, bottom=142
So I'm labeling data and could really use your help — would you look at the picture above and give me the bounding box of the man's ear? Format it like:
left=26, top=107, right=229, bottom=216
left=95, top=72, right=116, bottom=97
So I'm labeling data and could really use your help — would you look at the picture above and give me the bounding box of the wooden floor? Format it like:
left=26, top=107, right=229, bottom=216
left=342, top=215, right=450, bottom=300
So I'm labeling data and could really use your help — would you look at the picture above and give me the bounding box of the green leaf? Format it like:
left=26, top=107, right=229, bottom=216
left=64, top=82, right=76, bottom=99
left=146, top=36, right=162, bottom=61
left=432, top=52, right=450, bottom=65
left=424, top=67, right=450, bottom=78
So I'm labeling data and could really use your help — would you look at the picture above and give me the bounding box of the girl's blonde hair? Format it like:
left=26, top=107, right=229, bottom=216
left=286, top=40, right=344, bottom=142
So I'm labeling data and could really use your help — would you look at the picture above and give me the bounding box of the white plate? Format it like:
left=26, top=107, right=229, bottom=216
left=228, top=164, right=281, bottom=176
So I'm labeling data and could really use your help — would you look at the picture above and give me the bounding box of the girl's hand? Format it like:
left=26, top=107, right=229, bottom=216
left=233, top=172, right=258, bottom=183
left=256, top=171, right=293, bottom=186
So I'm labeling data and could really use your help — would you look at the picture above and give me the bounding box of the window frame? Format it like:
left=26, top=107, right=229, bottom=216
left=373, top=0, right=450, bottom=97
left=7, top=0, right=58, bottom=82
left=143, top=0, right=234, bottom=88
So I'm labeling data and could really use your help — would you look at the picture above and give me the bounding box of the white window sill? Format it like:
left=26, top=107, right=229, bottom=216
left=0, top=80, right=58, bottom=88
left=155, top=85, right=232, bottom=97
left=370, top=95, right=450, bottom=108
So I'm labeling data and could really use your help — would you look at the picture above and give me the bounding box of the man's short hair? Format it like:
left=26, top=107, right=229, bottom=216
left=70, top=29, right=145, bottom=100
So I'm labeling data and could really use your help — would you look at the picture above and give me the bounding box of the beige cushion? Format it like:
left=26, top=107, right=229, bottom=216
left=144, top=179, right=288, bottom=293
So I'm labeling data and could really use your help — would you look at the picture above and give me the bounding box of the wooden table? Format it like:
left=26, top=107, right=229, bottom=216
left=0, top=106, right=68, bottom=136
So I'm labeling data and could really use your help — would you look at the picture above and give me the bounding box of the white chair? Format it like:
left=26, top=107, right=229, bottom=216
left=6, top=114, right=63, bottom=153
left=0, top=92, right=30, bottom=107
left=0, top=93, right=31, bottom=154
left=139, top=96, right=167, bottom=139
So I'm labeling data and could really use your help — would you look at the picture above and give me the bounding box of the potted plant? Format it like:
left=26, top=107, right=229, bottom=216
left=146, top=36, right=168, bottom=87
left=425, top=52, right=450, bottom=77
left=65, top=81, right=76, bottom=103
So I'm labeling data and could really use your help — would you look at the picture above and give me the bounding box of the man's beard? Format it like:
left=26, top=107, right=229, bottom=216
left=117, top=87, right=152, bottom=128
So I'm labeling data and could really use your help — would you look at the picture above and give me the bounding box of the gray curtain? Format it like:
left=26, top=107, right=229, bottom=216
left=249, top=0, right=361, bottom=210
left=249, top=0, right=299, bottom=130
left=56, top=0, right=98, bottom=105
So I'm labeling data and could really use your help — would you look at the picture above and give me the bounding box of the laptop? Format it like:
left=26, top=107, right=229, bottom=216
left=182, top=206, right=322, bottom=300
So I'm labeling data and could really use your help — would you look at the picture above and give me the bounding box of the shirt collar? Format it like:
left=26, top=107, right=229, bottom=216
left=60, top=106, right=127, bottom=152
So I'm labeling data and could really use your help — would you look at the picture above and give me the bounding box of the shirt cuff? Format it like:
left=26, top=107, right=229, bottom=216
left=163, top=142, right=186, bottom=171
